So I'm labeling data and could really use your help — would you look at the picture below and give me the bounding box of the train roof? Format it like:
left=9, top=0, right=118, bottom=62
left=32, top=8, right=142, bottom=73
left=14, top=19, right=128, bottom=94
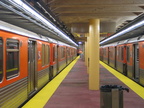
left=118, top=39, right=129, bottom=45
left=101, top=42, right=118, bottom=47
left=0, top=20, right=77, bottom=47
left=127, top=36, right=141, bottom=43
left=47, top=37, right=58, bottom=44
left=0, top=20, right=51, bottom=42
left=139, top=35, right=144, bottom=41
left=57, top=41, right=72, bottom=47
left=57, top=41, right=76, bottom=48
left=101, top=35, right=144, bottom=47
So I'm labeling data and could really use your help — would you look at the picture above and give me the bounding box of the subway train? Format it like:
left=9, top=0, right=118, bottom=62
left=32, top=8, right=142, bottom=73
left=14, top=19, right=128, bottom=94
left=0, top=21, right=77, bottom=108
left=100, top=35, right=144, bottom=87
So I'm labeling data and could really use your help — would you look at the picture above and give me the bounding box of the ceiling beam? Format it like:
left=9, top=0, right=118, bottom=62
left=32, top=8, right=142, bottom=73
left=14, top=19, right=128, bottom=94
left=58, top=12, right=136, bottom=17
left=53, top=6, right=143, bottom=13
left=75, top=37, right=87, bottom=42
left=50, top=0, right=144, bottom=7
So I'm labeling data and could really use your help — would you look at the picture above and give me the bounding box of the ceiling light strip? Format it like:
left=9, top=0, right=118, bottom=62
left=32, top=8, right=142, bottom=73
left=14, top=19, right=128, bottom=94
left=100, top=20, right=144, bottom=45
left=9, top=0, right=78, bottom=46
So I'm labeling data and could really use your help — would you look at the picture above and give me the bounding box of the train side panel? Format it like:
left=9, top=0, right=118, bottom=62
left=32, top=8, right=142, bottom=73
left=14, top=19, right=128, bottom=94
left=72, top=48, right=77, bottom=60
left=66, top=47, right=71, bottom=65
left=100, top=47, right=104, bottom=61
left=37, top=41, right=51, bottom=89
left=58, top=45, right=67, bottom=72
left=103, top=47, right=109, bottom=64
left=73, top=48, right=77, bottom=59
left=100, top=36, right=144, bottom=86
left=50, top=43, right=58, bottom=77
left=126, top=44, right=134, bottom=78
left=0, top=21, right=77, bottom=108
left=116, top=45, right=122, bottom=72
left=116, top=45, right=127, bottom=74
left=139, top=42, right=144, bottom=85
left=109, top=46, right=116, bottom=68
left=0, top=31, right=28, bottom=108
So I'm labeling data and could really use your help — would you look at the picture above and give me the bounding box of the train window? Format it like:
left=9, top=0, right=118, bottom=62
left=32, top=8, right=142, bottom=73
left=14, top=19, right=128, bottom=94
left=103, top=48, right=105, bottom=56
left=71, top=48, right=73, bottom=56
left=112, top=47, right=114, bottom=58
left=60, top=47, right=65, bottom=59
left=70, top=48, right=72, bottom=56
left=45, top=45, right=50, bottom=65
left=53, top=46, right=55, bottom=62
left=127, top=46, right=130, bottom=62
left=66, top=48, right=68, bottom=57
left=53, top=46, right=57, bottom=61
left=121, top=47, right=124, bottom=60
left=73, top=49, right=75, bottom=56
left=137, top=48, right=139, bottom=61
left=106, top=48, right=108, bottom=57
left=110, top=47, right=113, bottom=58
left=6, top=39, right=19, bottom=79
left=67, top=48, right=70, bottom=57
left=61, top=47, right=64, bottom=58
left=118, top=47, right=122, bottom=60
left=72, top=49, right=74, bottom=56
left=0, top=39, right=3, bottom=82
left=42, top=44, right=45, bottom=66
left=109, top=48, right=111, bottom=58
left=42, top=44, right=50, bottom=66
left=53, top=46, right=57, bottom=62
left=60, top=47, right=62, bottom=59
left=105, top=48, right=106, bottom=56
left=118, top=47, right=120, bottom=60
left=70, top=49, right=72, bottom=56
left=64, top=47, right=66, bottom=57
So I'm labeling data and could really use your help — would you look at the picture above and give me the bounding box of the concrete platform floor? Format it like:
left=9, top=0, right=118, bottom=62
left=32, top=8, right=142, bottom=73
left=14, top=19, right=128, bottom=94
left=44, top=58, right=144, bottom=108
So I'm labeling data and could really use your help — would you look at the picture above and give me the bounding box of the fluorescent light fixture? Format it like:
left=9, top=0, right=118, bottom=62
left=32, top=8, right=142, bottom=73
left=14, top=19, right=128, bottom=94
left=10, top=0, right=78, bottom=46
left=100, top=20, right=144, bottom=45
left=78, top=42, right=82, bottom=44
left=0, top=20, right=44, bottom=40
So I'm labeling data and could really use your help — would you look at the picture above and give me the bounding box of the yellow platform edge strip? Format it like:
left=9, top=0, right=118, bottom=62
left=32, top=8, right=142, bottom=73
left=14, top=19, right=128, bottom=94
left=100, top=61, right=144, bottom=99
left=22, top=56, right=79, bottom=108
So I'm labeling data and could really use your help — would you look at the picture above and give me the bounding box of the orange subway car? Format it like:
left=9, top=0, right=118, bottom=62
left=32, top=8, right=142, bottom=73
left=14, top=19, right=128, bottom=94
left=0, top=21, right=77, bottom=108
left=100, top=35, right=144, bottom=87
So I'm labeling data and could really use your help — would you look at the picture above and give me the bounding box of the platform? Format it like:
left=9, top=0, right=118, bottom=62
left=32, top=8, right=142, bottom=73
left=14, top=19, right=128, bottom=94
left=22, top=57, right=144, bottom=108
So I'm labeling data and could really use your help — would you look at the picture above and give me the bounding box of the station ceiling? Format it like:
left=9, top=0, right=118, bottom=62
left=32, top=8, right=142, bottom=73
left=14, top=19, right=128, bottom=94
left=43, top=0, right=144, bottom=31
left=0, top=0, right=144, bottom=44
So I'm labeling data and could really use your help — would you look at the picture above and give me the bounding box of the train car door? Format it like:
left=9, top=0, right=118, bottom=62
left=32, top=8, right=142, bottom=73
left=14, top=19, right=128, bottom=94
left=123, top=46, right=127, bottom=75
left=28, top=40, right=37, bottom=96
left=134, top=44, right=139, bottom=81
left=108, top=47, right=110, bottom=64
left=66, top=47, right=68, bottom=65
left=114, top=46, right=117, bottom=68
left=54, top=44, right=58, bottom=75
left=57, top=45, right=60, bottom=72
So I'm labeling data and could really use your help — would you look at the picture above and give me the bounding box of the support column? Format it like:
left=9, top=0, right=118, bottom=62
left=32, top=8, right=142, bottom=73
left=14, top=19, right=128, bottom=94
left=85, top=33, right=89, bottom=66
left=87, top=36, right=90, bottom=74
left=89, top=19, right=100, bottom=90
